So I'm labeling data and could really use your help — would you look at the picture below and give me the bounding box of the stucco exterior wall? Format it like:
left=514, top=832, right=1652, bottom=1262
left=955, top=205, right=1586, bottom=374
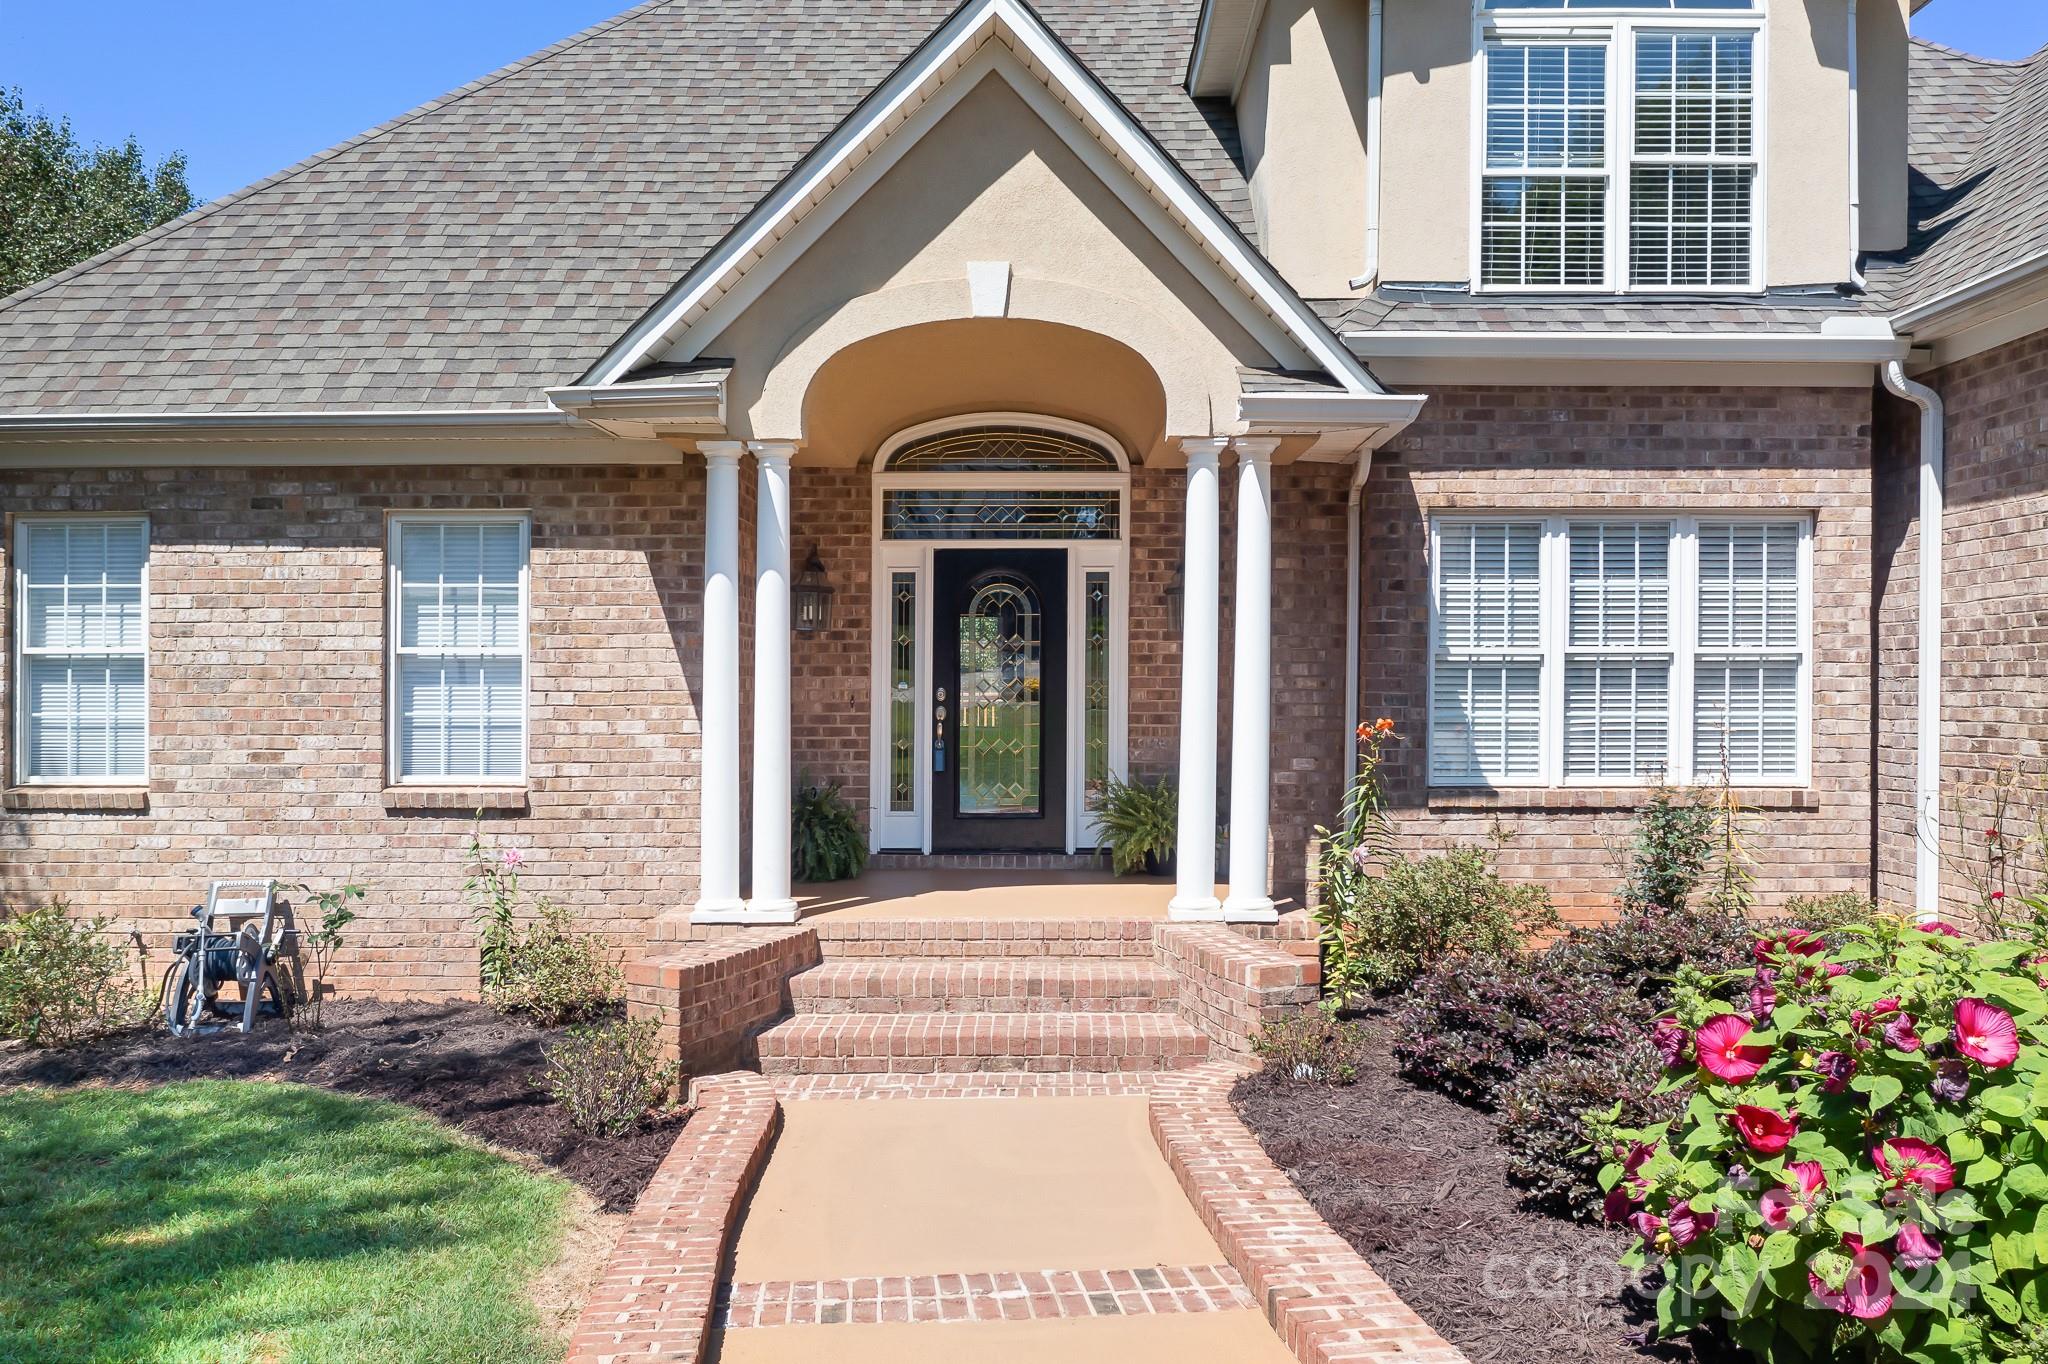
left=0, top=464, right=707, bottom=999
left=1237, top=0, right=1373, bottom=297
left=1357, top=385, right=1876, bottom=925
left=1875, top=331, right=2048, bottom=920
left=1373, top=0, right=1865, bottom=289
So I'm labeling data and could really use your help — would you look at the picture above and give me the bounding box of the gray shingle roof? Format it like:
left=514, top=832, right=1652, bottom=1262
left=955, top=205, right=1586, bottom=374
left=1868, top=38, right=2048, bottom=314
left=1324, top=291, right=1865, bottom=335
left=0, top=0, right=1251, bottom=417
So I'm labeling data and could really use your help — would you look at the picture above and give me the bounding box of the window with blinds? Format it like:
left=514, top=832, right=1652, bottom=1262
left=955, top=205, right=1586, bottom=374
left=1429, top=516, right=1807, bottom=788
left=390, top=517, right=529, bottom=783
left=14, top=519, right=148, bottom=782
left=1477, top=10, right=1759, bottom=292
left=1480, top=43, right=1609, bottom=288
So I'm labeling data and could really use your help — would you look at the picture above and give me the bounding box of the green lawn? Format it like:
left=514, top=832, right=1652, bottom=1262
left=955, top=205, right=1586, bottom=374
left=0, top=1080, right=574, bottom=1364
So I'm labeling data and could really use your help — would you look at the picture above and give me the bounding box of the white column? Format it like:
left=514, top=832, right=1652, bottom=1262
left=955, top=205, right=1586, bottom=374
left=1170, top=438, right=1228, bottom=920
left=691, top=442, right=747, bottom=921
left=1223, top=438, right=1279, bottom=922
left=747, top=442, right=800, bottom=922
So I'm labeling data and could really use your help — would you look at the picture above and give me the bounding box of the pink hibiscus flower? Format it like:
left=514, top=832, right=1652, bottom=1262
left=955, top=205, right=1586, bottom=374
left=1650, top=1017, right=1691, bottom=1068
left=1760, top=1160, right=1827, bottom=1231
left=1730, top=1104, right=1799, bottom=1154
left=1873, top=1137, right=1957, bottom=1196
left=1666, top=1199, right=1718, bottom=1248
left=1954, top=998, right=2020, bottom=1068
left=1918, top=919, right=1964, bottom=938
left=1894, top=1222, right=1943, bottom=1270
left=1697, top=1013, right=1772, bottom=1084
left=1752, top=930, right=1825, bottom=964
left=1809, top=1236, right=1895, bottom=1320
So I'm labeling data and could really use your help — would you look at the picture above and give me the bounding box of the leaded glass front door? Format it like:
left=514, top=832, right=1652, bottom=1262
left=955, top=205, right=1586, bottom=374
left=932, top=549, right=1067, bottom=851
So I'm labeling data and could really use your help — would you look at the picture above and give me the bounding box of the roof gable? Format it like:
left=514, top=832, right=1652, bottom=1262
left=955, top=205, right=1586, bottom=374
left=588, top=0, right=1381, bottom=395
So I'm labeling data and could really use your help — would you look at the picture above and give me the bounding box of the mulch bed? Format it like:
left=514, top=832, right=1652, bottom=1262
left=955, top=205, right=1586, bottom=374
left=1232, top=1024, right=1736, bottom=1364
left=0, top=1000, right=686, bottom=1213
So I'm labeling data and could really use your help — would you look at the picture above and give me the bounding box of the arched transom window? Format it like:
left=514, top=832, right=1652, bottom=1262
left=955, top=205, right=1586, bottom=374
left=876, top=418, right=1127, bottom=542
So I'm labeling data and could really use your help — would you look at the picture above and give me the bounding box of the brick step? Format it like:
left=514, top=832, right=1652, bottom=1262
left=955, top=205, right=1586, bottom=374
left=753, top=1012, right=1213, bottom=1074
left=787, top=959, right=1181, bottom=1015
left=808, top=918, right=1158, bottom=959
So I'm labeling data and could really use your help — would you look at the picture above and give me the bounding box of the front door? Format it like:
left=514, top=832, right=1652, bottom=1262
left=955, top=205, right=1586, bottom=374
left=932, top=548, right=1067, bottom=851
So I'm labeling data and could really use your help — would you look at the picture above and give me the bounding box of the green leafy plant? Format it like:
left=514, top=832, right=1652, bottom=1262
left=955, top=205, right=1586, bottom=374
left=1593, top=908, right=2048, bottom=1360
left=290, top=881, right=365, bottom=1032
left=792, top=778, right=868, bottom=883
left=1620, top=786, right=1719, bottom=914
left=1250, top=1011, right=1373, bottom=1086
left=1787, top=890, right=1883, bottom=928
left=0, top=900, right=149, bottom=1047
left=463, top=820, right=522, bottom=992
left=1319, top=842, right=1557, bottom=998
left=1092, top=774, right=1179, bottom=875
left=539, top=1017, right=682, bottom=1137
left=487, top=902, right=623, bottom=1026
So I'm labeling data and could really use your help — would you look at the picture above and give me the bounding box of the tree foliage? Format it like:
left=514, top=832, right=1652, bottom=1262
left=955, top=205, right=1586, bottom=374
left=1, top=86, right=195, bottom=297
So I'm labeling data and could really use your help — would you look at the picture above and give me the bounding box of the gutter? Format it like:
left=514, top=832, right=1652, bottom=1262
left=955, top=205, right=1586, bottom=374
left=0, top=407, right=582, bottom=436
left=1343, top=447, right=1375, bottom=774
left=1888, top=251, right=2048, bottom=333
left=1847, top=0, right=1866, bottom=290
left=1880, top=360, right=1944, bottom=922
left=1348, top=0, right=1386, bottom=291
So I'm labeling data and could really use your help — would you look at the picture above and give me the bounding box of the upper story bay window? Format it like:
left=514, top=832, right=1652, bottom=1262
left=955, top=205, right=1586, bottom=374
left=1478, top=0, right=1761, bottom=293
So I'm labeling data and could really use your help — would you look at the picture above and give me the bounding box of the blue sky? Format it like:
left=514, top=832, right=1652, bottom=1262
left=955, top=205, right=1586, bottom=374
left=5, top=0, right=2045, bottom=203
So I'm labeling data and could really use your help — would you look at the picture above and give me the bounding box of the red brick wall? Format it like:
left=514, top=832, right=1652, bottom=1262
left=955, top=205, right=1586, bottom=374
left=0, top=464, right=706, bottom=997
left=790, top=469, right=873, bottom=817
left=1358, top=386, right=1877, bottom=925
left=1875, top=331, right=2048, bottom=920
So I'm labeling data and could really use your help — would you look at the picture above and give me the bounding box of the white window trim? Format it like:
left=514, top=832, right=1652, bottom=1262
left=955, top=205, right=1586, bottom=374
left=1427, top=512, right=1811, bottom=789
left=1469, top=1, right=1769, bottom=295
left=386, top=511, right=532, bottom=787
left=11, top=515, right=151, bottom=787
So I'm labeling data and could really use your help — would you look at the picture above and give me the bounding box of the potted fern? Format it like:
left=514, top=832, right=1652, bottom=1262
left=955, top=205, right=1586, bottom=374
left=1091, top=774, right=1178, bottom=876
left=792, top=778, right=868, bottom=883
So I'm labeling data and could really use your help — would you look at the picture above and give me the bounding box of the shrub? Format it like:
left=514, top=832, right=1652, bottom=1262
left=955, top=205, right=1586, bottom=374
left=1323, top=843, right=1556, bottom=996
left=486, top=903, right=623, bottom=1027
left=539, top=1017, right=681, bottom=1137
left=1392, top=951, right=1632, bottom=1107
left=1499, top=1032, right=1681, bottom=1218
left=1620, top=787, right=1718, bottom=914
left=792, top=778, right=867, bottom=883
left=290, top=881, right=365, bottom=1032
left=1785, top=890, right=1882, bottom=928
left=1250, top=1012, right=1373, bottom=1085
left=0, top=901, right=149, bottom=1047
left=1313, top=720, right=1400, bottom=1003
left=1594, top=912, right=2048, bottom=1361
left=1092, top=774, right=1178, bottom=876
left=463, top=823, right=525, bottom=992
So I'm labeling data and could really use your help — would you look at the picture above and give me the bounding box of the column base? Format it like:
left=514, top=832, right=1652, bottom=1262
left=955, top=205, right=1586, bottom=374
left=1168, top=894, right=1225, bottom=921
left=744, top=897, right=802, bottom=924
left=1219, top=894, right=1278, bottom=924
left=689, top=897, right=753, bottom=925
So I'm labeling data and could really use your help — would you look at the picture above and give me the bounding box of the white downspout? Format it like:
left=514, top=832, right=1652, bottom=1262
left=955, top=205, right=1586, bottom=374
left=1847, top=0, right=1866, bottom=289
left=1882, top=361, right=1943, bottom=920
left=1348, top=0, right=1386, bottom=291
left=1343, top=448, right=1375, bottom=770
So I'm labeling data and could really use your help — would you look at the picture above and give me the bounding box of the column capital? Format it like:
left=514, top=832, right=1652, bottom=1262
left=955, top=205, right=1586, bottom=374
left=1179, top=436, right=1231, bottom=468
left=1231, top=436, right=1282, bottom=464
left=699, top=439, right=746, bottom=465
left=747, top=440, right=800, bottom=464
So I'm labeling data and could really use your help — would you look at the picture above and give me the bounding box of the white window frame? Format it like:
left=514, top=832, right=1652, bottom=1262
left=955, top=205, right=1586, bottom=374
left=1428, top=513, right=1811, bottom=789
left=11, top=516, right=151, bottom=787
left=1470, top=0, right=1767, bottom=295
left=386, top=512, right=532, bottom=787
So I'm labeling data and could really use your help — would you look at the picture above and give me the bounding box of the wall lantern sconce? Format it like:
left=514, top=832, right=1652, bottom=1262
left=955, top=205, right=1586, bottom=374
left=793, top=545, right=835, bottom=634
left=1164, top=559, right=1185, bottom=635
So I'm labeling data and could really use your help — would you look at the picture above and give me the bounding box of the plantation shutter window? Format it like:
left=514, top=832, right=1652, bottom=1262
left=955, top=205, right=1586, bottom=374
left=1693, top=521, right=1803, bottom=780
left=1431, top=521, right=1544, bottom=783
left=1629, top=32, right=1756, bottom=287
left=1429, top=515, right=1807, bottom=789
left=15, top=519, right=148, bottom=782
left=1480, top=43, right=1610, bottom=288
left=1564, top=522, right=1671, bottom=780
left=390, top=517, right=529, bottom=782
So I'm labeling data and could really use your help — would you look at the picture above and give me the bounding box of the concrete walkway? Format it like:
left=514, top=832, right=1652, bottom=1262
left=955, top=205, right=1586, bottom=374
left=710, top=1093, right=1297, bottom=1363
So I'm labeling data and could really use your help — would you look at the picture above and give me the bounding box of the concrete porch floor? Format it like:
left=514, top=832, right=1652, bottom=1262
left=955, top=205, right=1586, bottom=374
left=790, top=868, right=1298, bottom=921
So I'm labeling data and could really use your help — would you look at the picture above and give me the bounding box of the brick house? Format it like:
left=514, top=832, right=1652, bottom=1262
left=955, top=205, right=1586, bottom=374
left=0, top=0, right=2042, bottom=995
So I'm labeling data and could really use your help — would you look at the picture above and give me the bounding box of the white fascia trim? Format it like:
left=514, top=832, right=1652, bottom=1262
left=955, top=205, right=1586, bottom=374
left=544, top=377, right=726, bottom=431
left=1889, top=250, right=2048, bottom=335
left=1342, top=329, right=1910, bottom=363
left=1186, top=0, right=1268, bottom=99
left=583, top=0, right=1380, bottom=396
left=1237, top=391, right=1426, bottom=426
left=0, top=407, right=583, bottom=436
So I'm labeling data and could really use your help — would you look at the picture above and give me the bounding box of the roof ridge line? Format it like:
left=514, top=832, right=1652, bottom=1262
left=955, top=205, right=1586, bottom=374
left=0, top=0, right=676, bottom=315
left=1908, top=34, right=2032, bottom=68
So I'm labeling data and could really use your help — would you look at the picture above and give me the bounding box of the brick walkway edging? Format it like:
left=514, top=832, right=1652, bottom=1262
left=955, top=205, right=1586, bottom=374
left=1147, top=1068, right=1472, bottom=1364
left=566, top=1072, right=780, bottom=1364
